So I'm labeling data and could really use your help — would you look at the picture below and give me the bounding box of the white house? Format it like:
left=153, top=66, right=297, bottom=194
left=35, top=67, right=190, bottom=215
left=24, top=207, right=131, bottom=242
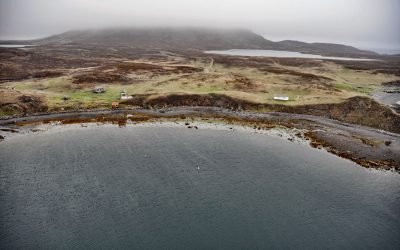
left=120, top=90, right=133, bottom=100
left=273, top=95, right=289, bottom=101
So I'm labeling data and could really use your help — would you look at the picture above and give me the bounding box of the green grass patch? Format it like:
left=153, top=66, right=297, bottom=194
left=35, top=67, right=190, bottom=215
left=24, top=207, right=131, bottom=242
left=334, top=82, right=354, bottom=91
left=46, top=87, right=122, bottom=110
left=0, top=109, right=20, bottom=117
left=334, top=82, right=375, bottom=94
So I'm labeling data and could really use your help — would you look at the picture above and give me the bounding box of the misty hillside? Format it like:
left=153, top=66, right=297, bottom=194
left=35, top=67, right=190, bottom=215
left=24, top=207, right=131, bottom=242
left=11, top=27, right=377, bottom=57
left=35, top=28, right=273, bottom=50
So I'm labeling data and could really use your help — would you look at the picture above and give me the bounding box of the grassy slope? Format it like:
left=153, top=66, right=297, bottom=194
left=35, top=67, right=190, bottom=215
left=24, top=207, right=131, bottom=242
left=4, top=60, right=399, bottom=112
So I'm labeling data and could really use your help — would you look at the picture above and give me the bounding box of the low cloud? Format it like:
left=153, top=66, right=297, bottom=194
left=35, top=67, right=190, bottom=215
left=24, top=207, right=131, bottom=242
left=0, top=0, right=399, bottom=49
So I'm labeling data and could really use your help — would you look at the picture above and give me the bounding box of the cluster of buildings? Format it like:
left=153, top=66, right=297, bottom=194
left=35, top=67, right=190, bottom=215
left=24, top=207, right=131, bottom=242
left=91, top=87, right=133, bottom=109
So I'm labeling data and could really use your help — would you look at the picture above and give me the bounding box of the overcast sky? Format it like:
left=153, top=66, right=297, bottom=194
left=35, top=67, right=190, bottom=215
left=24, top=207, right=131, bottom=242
left=1, top=0, right=399, bottom=51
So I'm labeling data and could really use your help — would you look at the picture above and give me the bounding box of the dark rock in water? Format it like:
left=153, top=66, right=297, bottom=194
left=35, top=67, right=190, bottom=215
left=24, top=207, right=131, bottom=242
left=0, top=134, right=4, bottom=139
left=0, top=128, right=19, bottom=133
left=383, top=89, right=400, bottom=94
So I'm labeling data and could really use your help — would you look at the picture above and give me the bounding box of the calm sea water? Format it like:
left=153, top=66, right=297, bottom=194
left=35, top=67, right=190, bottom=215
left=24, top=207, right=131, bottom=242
left=205, top=49, right=376, bottom=61
left=0, top=44, right=33, bottom=48
left=0, top=125, right=399, bottom=249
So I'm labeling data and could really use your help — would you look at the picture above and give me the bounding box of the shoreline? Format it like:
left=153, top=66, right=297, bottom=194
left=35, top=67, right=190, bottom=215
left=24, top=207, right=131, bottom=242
left=1, top=107, right=399, bottom=172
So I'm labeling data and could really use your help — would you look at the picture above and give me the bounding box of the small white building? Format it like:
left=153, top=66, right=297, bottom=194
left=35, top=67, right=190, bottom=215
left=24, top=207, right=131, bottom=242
left=120, top=90, right=133, bottom=100
left=273, top=95, right=290, bottom=101
left=93, top=86, right=105, bottom=94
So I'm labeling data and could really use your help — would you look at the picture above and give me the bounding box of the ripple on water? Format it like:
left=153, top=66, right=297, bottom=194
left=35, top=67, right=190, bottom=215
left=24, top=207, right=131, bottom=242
left=0, top=124, right=399, bottom=249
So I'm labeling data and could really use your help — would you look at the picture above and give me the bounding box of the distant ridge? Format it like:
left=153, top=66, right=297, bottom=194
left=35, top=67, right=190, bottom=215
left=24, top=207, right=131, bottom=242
left=0, top=27, right=377, bottom=57
left=276, top=40, right=376, bottom=57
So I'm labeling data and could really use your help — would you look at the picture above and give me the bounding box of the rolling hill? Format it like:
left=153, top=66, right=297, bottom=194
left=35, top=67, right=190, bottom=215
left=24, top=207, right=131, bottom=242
left=1, top=27, right=377, bottom=57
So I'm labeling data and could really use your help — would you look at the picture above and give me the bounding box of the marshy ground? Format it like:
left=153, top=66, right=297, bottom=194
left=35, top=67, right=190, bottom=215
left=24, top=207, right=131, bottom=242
left=1, top=45, right=399, bottom=115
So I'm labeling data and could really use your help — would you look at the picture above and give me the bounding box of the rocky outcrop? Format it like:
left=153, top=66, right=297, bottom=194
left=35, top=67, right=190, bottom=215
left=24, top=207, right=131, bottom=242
left=124, top=94, right=400, bottom=133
